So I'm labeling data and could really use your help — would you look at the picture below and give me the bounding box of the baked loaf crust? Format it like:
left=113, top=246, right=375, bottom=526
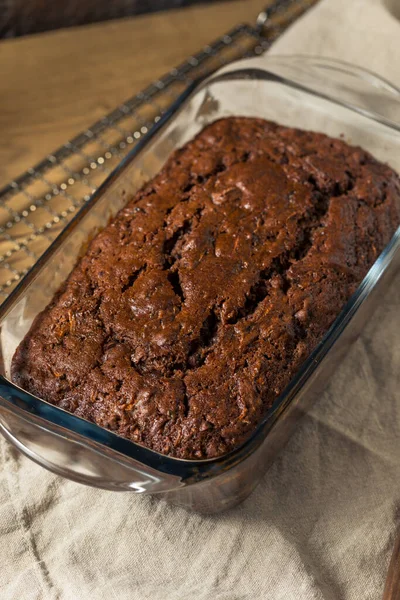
left=11, top=118, right=400, bottom=459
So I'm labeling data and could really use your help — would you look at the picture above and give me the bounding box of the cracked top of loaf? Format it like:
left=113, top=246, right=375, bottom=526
left=11, top=117, right=400, bottom=459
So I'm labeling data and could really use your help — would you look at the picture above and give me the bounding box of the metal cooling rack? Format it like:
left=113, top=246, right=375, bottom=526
left=0, top=0, right=318, bottom=303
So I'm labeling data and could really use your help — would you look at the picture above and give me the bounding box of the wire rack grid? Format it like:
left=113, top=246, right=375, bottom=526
left=0, top=0, right=318, bottom=303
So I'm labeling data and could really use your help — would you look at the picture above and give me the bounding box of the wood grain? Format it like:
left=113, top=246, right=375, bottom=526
left=383, top=529, right=400, bottom=600
left=3, top=0, right=228, bottom=37
left=0, top=0, right=265, bottom=187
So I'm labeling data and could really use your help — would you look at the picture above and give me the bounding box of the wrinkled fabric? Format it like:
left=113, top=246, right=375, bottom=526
left=1, top=1, right=400, bottom=598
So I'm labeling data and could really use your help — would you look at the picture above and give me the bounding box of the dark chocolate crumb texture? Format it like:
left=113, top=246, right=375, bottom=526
left=11, top=118, right=400, bottom=459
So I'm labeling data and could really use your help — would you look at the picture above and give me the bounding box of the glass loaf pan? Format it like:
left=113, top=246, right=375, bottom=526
left=0, top=56, right=399, bottom=514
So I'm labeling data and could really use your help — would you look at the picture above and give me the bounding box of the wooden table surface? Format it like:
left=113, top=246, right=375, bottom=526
left=0, top=0, right=266, bottom=187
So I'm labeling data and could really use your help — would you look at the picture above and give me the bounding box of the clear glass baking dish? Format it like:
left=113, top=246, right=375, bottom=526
left=0, top=56, right=399, bottom=514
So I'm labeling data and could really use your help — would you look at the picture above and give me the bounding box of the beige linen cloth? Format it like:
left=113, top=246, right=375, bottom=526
left=1, top=1, right=400, bottom=598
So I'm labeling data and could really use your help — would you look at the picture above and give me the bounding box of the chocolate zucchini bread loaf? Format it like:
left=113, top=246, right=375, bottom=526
left=11, top=117, right=400, bottom=459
